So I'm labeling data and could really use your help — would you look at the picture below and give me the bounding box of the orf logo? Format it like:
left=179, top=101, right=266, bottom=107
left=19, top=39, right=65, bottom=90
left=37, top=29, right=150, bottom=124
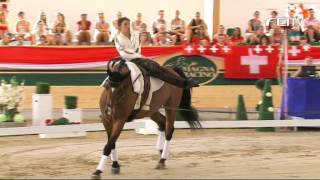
left=164, top=55, right=218, bottom=85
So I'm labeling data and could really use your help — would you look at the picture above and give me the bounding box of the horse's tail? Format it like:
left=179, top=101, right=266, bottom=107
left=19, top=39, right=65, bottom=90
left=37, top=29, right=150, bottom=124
left=173, top=67, right=202, bottom=129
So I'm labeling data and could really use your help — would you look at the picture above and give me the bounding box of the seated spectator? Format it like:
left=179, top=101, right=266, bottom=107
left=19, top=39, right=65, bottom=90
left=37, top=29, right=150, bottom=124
left=0, top=4, right=8, bottom=19
left=300, top=36, right=310, bottom=46
left=15, top=11, right=31, bottom=39
left=294, top=57, right=317, bottom=78
left=139, top=23, right=152, bottom=46
left=95, top=13, right=110, bottom=45
left=33, top=12, right=49, bottom=32
left=230, top=27, right=244, bottom=45
left=132, top=12, right=144, bottom=31
left=213, top=25, right=230, bottom=44
left=266, top=10, right=279, bottom=33
left=53, top=13, right=67, bottom=32
left=191, top=26, right=211, bottom=46
left=32, top=20, right=49, bottom=44
left=11, top=34, right=32, bottom=46
left=288, top=10, right=302, bottom=43
left=152, top=10, right=167, bottom=35
left=76, top=14, right=92, bottom=45
left=247, top=11, right=262, bottom=33
left=170, top=10, right=186, bottom=44
left=255, top=25, right=266, bottom=39
left=46, top=34, right=56, bottom=46
left=54, top=33, right=64, bottom=45
left=153, top=24, right=174, bottom=46
left=270, top=26, right=282, bottom=46
left=38, top=35, right=48, bottom=46
left=0, top=11, right=8, bottom=39
left=0, top=32, right=13, bottom=45
left=246, top=33, right=259, bottom=45
left=187, top=12, right=208, bottom=43
left=52, top=22, right=72, bottom=45
left=305, top=25, right=320, bottom=43
left=111, top=11, right=122, bottom=40
left=304, top=8, right=320, bottom=30
left=259, top=35, right=271, bottom=46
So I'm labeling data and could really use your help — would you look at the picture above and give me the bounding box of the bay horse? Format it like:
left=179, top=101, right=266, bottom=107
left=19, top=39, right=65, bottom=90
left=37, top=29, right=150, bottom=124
left=91, top=58, right=201, bottom=179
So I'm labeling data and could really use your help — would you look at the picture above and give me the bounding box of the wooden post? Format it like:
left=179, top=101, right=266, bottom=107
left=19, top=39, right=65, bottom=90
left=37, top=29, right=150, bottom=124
left=213, top=0, right=220, bottom=36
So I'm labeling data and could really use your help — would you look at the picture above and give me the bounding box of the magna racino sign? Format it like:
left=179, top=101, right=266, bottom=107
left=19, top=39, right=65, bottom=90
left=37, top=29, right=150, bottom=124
left=164, top=55, right=218, bottom=85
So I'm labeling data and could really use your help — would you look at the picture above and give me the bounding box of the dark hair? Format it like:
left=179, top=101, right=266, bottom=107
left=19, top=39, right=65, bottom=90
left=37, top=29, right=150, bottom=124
left=18, top=11, right=24, bottom=16
left=260, top=35, right=270, bottom=45
left=117, top=17, right=130, bottom=28
left=271, top=10, right=278, bottom=16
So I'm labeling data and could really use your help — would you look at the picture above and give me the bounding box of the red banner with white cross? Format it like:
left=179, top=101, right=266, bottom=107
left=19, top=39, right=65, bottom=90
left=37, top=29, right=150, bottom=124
left=182, top=44, right=320, bottom=79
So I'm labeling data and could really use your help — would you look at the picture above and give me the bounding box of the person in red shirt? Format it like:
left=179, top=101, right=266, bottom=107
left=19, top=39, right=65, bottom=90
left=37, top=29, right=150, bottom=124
left=77, top=14, right=92, bottom=45
left=191, top=26, right=211, bottom=46
left=0, top=12, right=8, bottom=39
left=230, top=27, right=244, bottom=45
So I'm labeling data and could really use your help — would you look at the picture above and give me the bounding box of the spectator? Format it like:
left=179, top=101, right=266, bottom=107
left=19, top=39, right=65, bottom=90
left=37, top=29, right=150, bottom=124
left=170, top=10, right=186, bottom=44
left=191, top=26, right=211, bottom=46
left=187, top=12, right=207, bottom=43
left=255, top=25, right=266, bottom=39
left=33, top=12, right=49, bottom=32
left=111, top=11, right=122, bottom=41
left=246, top=33, right=259, bottom=45
left=247, top=11, right=262, bottom=33
left=32, top=21, right=49, bottom=45
left=0, top=4, right=8, bottom=19
left=230, top=27, right=244, bottom=45
left=76, top=14, right=92, bottom=45
left=139, top=23, right=152, bottom=46
left=38, top=35, right=48, bottom=46
left=267, top=10, right=279, bottom=31
left=53, top=13, right=67, bottom=32
left=270, top=26, right=282, bottom=46
left=259, top=35, right=271, bottom=46
left=132, top=12, right=144, bottom=31
left=0, top=11, right=8, bottom=39
left=54, top=33, right=64, bottom=45
left=11, top=34, right=32, bottom=46
left=52, top=22, right=72, bottom=45
left=152, top=10, right=166, bottom=34
left=213, top=25, right=230, bottom=44
left=46, top=34, right=56, bottom=46
left=304, top=25, right=320, bottom=43
left=153, top=24, right=174, bottom=46
left=15, top=11, right=31, bottom=37
left=288, top=10, right=302, bottom=43
left=0, top=32, right=13, bottom=45
left=300, top=36, right=309, bottom=46
left=304, top=8, right=320, bottom=30
left=95, top=13, right=110, bottom=45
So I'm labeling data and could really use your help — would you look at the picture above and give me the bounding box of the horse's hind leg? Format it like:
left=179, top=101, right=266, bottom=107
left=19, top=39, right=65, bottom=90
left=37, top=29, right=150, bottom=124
left=151, top=112, right=166, bottom=155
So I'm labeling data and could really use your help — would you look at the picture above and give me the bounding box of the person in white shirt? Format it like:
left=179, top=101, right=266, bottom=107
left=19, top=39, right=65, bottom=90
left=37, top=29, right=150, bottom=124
left=114, top=17, right=198, bottom=89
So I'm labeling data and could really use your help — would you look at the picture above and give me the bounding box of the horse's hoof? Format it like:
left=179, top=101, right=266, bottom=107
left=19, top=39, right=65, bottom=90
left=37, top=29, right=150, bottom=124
left=111, top=167, right=120, bottom=175
left=91, top=170, right=102, bottom=180
left=91, top=174, right=101, bottom=180
left=155, top=162, right=166, bottom=170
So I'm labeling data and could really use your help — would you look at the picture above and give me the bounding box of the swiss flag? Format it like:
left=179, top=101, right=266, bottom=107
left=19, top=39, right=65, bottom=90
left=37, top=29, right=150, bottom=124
left=224, top=46, right=280, bottom=79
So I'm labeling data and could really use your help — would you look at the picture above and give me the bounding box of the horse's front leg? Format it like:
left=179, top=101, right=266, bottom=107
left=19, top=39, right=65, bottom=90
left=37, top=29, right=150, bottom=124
left=91, top=120, right=125, bottom=180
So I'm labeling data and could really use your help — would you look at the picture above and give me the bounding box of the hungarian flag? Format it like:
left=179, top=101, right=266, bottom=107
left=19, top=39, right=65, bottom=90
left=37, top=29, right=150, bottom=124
left=224, top=46, right=280, bottom=79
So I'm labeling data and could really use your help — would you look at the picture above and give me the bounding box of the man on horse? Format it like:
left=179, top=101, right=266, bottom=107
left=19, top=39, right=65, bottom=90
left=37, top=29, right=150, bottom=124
left=113, top=17, right=199, bottom=89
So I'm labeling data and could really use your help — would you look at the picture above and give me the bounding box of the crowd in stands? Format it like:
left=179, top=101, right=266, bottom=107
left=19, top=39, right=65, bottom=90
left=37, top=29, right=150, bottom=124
left=0, top=8, right=319, bottom=46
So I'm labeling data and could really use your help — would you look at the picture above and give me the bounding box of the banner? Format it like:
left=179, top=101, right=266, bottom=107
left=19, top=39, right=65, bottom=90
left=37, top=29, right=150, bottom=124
left=0, top=46, right=183, bottom=69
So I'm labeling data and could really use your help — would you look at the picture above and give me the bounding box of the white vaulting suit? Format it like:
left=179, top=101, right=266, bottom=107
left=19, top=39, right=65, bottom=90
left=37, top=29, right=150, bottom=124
left=114, top=31, right=142, bottom=60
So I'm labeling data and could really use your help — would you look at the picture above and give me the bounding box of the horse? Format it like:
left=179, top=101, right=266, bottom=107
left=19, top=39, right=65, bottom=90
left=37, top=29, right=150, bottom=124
left=91, top=58, right=201, bottom=179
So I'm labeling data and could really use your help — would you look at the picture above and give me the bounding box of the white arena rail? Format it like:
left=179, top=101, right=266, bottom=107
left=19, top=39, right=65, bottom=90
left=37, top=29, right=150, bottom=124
left=1, top=120, right=320, bottom=137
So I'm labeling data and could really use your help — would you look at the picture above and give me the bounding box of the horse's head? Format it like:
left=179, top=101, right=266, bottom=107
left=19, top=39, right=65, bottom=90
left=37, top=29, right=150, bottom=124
left=106, top=58, right=131, bottom=88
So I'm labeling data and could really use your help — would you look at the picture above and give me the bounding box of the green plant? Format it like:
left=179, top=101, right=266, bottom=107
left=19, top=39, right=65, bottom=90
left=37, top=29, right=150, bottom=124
left=36, top=82, right=50, bottom=94
left=257, top=80, right=275, bottom=132
left=65, top=96, right=78, bottom=109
